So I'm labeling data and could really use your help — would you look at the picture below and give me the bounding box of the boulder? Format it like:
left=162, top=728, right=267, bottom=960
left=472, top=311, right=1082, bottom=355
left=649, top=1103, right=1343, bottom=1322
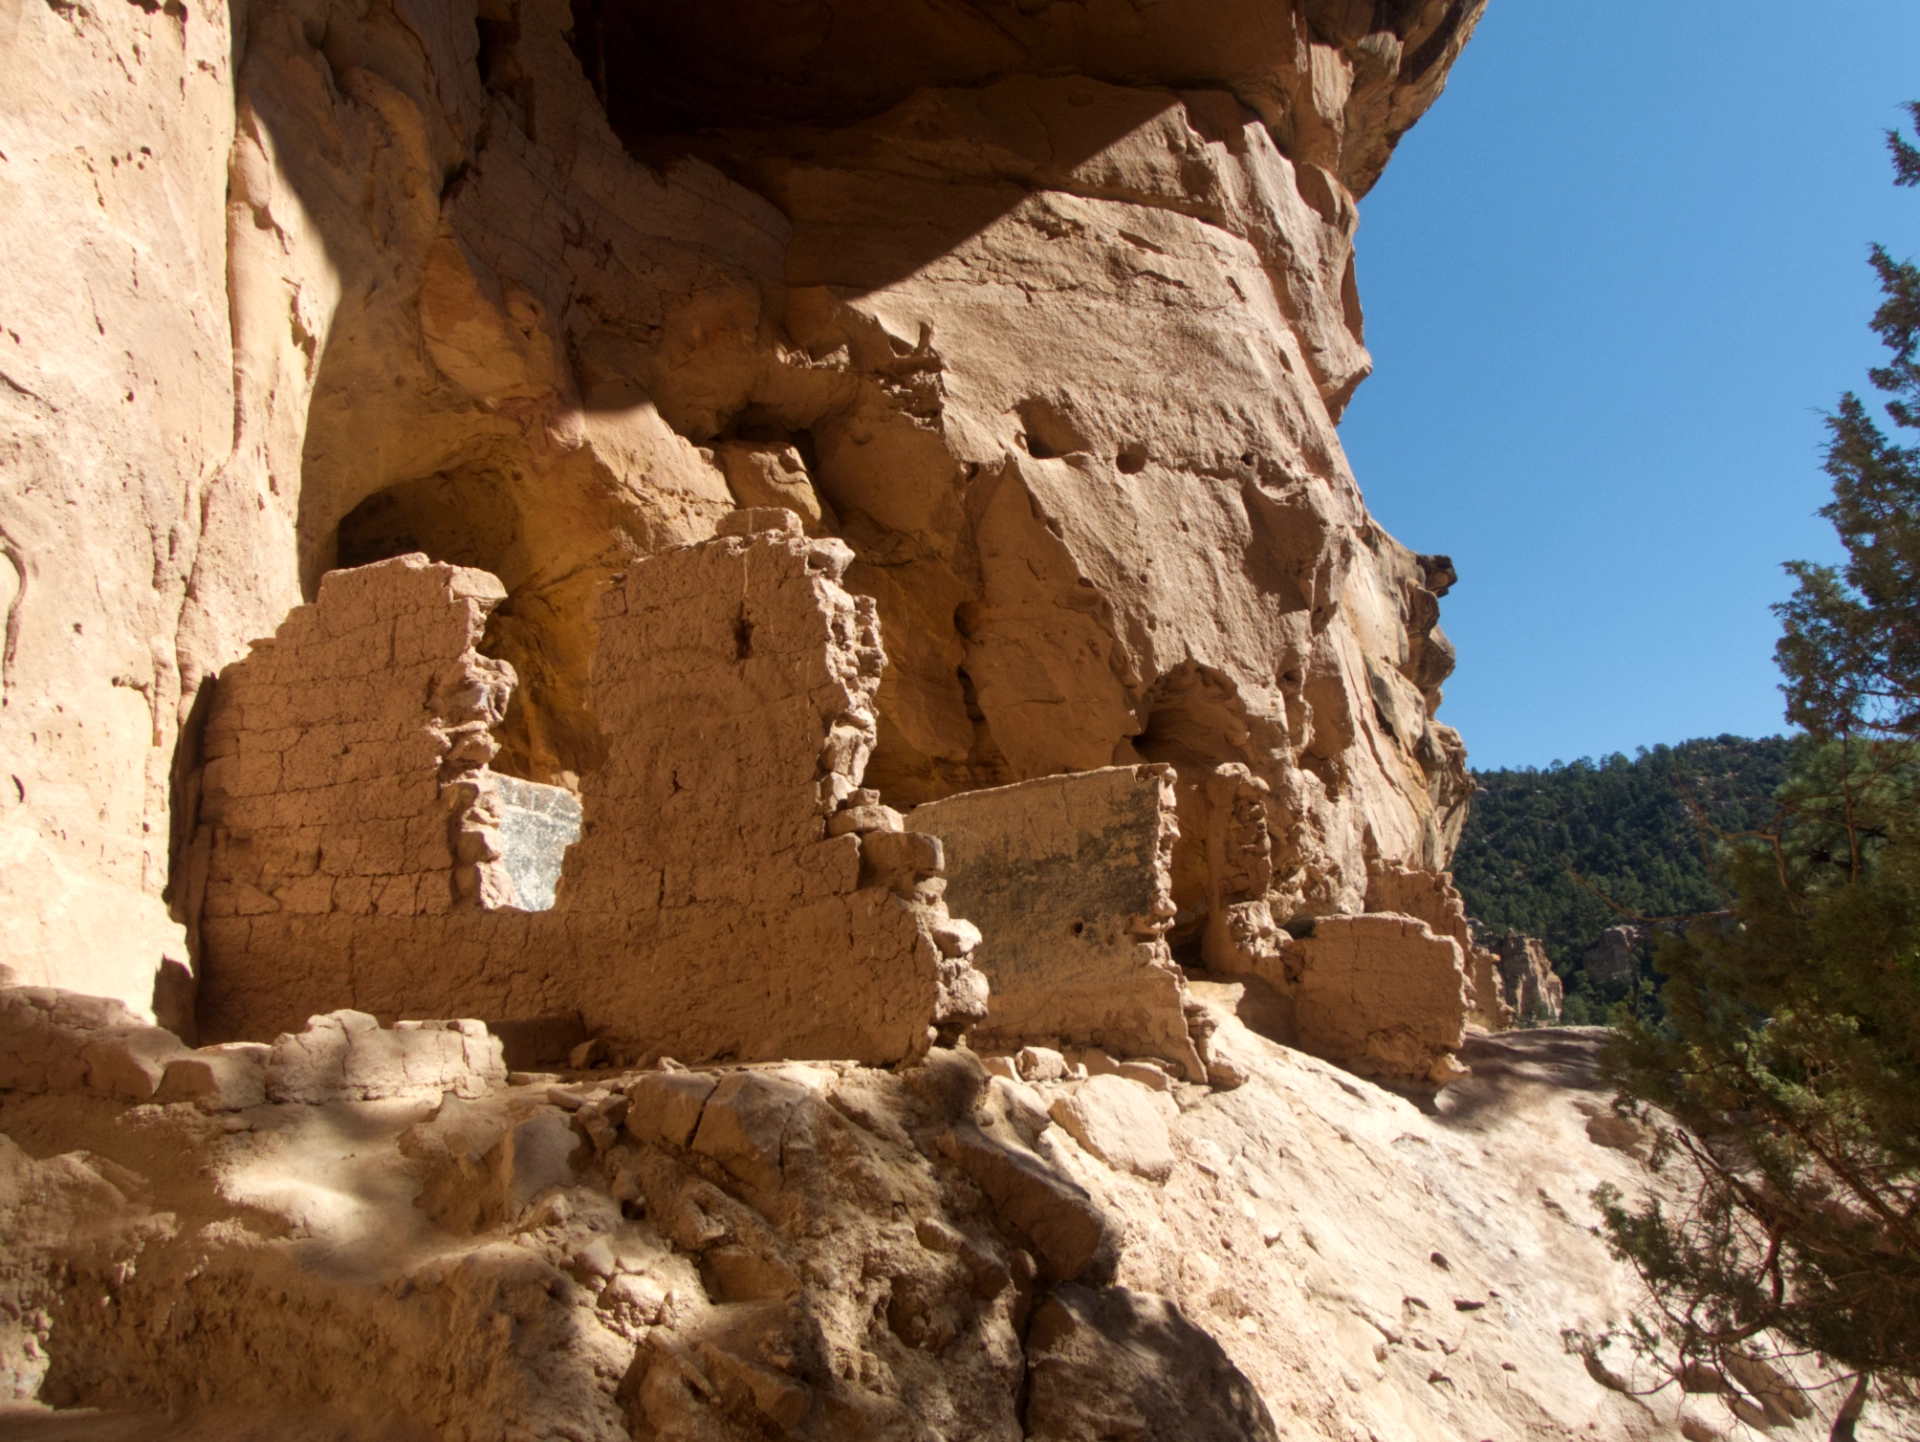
left=626, top=1070, right=720, bottom=1150
left=406, top=1096, right=580, bottom=1234
left=939, top=1123, right=1115, bottom=1283
left=1048, top=1076, right=1175, bottom=1182
left=1025, top=1285, right=1280, bottom=1442
left=690, top=1070, right=823, bottom=1195
left=1, top=985, right=189, bottom=1099
left=1581, top=926, right=1642, bottom=987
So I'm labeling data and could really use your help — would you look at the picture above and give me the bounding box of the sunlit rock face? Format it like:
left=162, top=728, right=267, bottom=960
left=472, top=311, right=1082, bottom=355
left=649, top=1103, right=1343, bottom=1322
left=8, top=10, right=1770, bottom=1442
left=0, top=0, right=1483, bottom=1015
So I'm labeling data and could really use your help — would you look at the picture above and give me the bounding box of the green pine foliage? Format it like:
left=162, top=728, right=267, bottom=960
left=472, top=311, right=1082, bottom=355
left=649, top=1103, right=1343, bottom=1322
left=1597, top=737, right=1920, bottom=1434
left=1452, top=737, right=1794, bottom=1020
left=1591, top=102, right=1920, bottom=1439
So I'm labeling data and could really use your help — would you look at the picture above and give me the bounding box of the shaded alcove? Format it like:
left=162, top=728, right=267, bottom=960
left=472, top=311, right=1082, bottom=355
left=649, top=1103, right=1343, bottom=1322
left=332, top=469, right=606, bottom=788
left=1134, top=661, right=1269, bottom=959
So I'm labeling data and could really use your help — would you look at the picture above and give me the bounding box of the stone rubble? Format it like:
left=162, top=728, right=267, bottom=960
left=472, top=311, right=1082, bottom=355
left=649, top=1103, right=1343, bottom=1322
left=0, top=986, right=1882, bottom=1441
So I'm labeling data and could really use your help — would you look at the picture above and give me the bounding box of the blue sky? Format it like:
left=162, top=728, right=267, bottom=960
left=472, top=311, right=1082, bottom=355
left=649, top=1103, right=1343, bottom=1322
left=1339, top=1, right=1920, bottom=771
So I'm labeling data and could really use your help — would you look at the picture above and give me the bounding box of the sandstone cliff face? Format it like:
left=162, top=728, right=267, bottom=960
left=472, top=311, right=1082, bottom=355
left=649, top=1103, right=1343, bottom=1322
left=0, top=0, right=236, bottom=1014
left=7, top=13, right=1914, bottom=1439
left=2, top=0, right=1484, bottom=1019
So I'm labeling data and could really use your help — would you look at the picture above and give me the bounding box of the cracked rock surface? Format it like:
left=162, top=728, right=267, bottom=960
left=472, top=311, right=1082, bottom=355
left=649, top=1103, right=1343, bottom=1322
left=0, top=997, right=1881, bottom=1441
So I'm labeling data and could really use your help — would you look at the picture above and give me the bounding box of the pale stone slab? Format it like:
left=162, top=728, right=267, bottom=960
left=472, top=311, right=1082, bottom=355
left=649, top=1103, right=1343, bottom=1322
left=913, top=767, right=1203, bottom=1080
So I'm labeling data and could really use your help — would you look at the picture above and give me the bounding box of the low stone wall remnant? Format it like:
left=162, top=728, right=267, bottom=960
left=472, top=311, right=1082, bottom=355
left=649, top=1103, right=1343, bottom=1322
left=1291, top=914, right=1470, bottom=1086
left=1366, top=863, right=1511, bottom=1031
left=913, top=766, right=1204, bottom=1081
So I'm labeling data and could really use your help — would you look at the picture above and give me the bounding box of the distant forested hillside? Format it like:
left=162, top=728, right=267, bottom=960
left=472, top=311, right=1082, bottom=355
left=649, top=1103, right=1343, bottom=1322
left=1451, top=736, right=1795, bottom=1021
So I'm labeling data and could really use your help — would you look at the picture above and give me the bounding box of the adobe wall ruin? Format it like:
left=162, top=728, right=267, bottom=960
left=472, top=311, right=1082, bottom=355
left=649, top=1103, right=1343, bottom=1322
left=912, top=767, right=1204, bottom=1081
left=195, top=518, right=987, bottom=1066
left=1290, top=915, right=1470, bottom=1086
left=1, top=0, right=1487, bottom=1026
left=913, top=761, right=1493, bottom=1089
left=190, top=555, right=533, bottom=934
left=188, top=535, right=1488, bottom=1086
left=1365, top=863, right=1511, bottom=1030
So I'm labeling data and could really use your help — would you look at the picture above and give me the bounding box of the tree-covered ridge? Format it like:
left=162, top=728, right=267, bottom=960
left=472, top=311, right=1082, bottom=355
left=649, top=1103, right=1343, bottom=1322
left=1451, top=735, right=1795, bottom=978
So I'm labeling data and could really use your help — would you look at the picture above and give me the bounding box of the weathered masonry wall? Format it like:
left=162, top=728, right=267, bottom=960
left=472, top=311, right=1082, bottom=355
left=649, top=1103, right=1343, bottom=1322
left=912, top=763, right=1489, bottom=1088
left=1290, top=914, right=1470, bottom=1086
left=1365, top=863, right=1510, bottom=1031
left=192, top=556, right=536, bottom=930
left=195, top=519, right=987, bottom=1065
left=913, top=767, right=1204, bottom=1081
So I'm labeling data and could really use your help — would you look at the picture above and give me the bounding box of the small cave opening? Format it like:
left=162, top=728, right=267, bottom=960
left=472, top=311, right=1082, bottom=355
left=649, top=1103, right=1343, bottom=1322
left=1134, top=662, right=1261, bottom=959
left=1016, top=397, right=1091, bottom=462
left=1133, top=662, right=1255, bottom=772
left=332, top=469, right=605, bottom=790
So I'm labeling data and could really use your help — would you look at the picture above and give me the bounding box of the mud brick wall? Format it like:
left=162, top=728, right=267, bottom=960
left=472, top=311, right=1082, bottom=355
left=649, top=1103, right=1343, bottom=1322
left=195, top=518, right=986, bottom=1066
left=912, top=766, right=1203, bottom=1080
left=545, top=510, right=985, bottom=1061
left=1366, top=863, right=1511, bottom=1030
left=195, top=556, right=520, bottom=932
left=1291, top=914, right=1469, bottom=1085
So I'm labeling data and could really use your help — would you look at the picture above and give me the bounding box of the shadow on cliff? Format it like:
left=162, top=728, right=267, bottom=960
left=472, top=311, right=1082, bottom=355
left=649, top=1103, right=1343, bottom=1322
left=577, top=0, right=1258, bottom=136
left=222, top=0, right=1224, bottom=794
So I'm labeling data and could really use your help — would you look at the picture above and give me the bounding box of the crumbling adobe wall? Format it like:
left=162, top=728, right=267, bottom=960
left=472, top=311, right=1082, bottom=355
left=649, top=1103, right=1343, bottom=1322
left=1292, top=914, right=1470, bottom=1086
left=196, top=521, right=986, bottom=1066
left=192, top=555, right=523, bottom=943
left=911, top=764, right=1483, bottom=1090
left=546, top=509, right=987, bottom=1058
left=913, top=767, right=1203, bottom=1081
left=1366, top=863, right=1511, bottom=1030
left=1, top=0, right=1489, bottom=1016
left=1140, top=764, right=1478, bottom=1084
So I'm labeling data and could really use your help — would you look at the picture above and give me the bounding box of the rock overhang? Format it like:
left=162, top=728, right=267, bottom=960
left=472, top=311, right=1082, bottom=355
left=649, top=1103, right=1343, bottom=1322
left=3, top=0, right=1491, bottom=1091
left=580, top=0, right=1486, bottom=198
